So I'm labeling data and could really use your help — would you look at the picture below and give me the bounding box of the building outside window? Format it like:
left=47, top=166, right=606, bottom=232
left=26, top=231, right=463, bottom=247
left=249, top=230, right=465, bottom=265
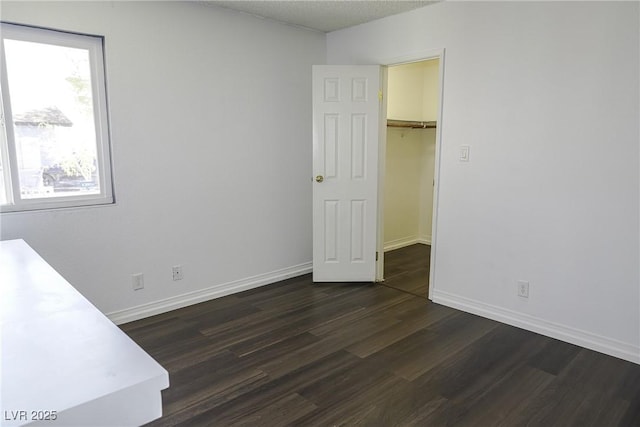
left=0, top=22, right=113, bottom=212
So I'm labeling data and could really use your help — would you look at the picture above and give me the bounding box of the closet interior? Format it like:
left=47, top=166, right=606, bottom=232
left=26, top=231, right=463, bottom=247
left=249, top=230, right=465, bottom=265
left=383, top=59, right=439, bottom=297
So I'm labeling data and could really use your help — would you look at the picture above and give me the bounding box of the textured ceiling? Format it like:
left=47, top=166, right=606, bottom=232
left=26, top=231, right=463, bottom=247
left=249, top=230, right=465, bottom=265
left=202, top=1, right=437, bottom=33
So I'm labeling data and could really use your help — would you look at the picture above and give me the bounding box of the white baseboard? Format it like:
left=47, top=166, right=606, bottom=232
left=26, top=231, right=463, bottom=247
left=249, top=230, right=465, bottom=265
left=107, top=262, right=312, bottom=325
left=431, top=289, right=640, bottom=364
left=418, top=236, right=431, bottom=245
left=384, top=236, right=431, bottom=252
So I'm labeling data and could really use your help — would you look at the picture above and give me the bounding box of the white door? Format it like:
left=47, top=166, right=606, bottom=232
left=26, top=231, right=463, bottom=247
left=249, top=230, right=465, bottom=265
left=312, top=65, right=382, bottom=282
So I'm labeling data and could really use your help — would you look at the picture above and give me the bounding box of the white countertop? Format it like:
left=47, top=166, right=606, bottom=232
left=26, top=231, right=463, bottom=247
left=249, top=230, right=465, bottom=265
left=0, top=239, right=169, bottom=426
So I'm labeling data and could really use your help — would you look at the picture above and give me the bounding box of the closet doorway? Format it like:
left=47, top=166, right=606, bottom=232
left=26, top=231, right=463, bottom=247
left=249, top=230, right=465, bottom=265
left=381, top=58, right=440, bottom=298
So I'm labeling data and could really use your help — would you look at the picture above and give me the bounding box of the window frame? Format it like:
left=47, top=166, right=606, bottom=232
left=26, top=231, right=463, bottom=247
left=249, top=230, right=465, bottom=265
left=0, top=22, right=114, bottom=213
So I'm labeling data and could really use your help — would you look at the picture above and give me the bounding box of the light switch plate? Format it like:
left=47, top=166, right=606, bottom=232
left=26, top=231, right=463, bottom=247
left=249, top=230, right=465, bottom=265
left=459, top=145, right=470, bottom=162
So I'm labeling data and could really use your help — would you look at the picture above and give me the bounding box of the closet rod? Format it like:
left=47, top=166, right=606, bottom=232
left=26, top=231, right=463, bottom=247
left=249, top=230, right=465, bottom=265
left=387, top=119, right=436, bottom=129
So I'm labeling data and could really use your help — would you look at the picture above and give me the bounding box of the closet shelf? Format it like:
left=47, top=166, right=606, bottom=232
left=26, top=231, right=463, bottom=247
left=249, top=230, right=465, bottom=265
left=387, top=119, right=436, bottom=129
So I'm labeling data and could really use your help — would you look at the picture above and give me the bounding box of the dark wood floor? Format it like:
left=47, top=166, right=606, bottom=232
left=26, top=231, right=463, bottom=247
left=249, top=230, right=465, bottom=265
left=121, top=245, right=640, bottom=426
left=382, top=244, right=430, bottom=297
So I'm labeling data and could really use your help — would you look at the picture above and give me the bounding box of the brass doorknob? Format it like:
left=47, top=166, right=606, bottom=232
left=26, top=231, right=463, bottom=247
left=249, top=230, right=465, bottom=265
left=315, top=175, right=324, bottom=183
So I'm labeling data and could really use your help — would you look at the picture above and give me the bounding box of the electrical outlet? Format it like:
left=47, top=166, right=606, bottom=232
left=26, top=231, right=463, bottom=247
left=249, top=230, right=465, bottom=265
left=172, top=265, right=183, bottom=281
left=517, top=280, right=529, bottom=298
left=132, top=273, right=144, bottom=291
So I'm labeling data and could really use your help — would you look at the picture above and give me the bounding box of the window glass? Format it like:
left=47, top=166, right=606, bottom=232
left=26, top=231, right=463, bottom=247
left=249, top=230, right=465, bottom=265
left=0, top=23, right=113, bottom=212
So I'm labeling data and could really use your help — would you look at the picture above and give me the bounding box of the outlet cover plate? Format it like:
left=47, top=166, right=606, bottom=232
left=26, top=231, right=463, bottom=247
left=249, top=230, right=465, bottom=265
left=132, top=273, right=144, bottom=291
left=172, top=265, right=183, bottom=281
left=517, top=280, right=529, bottom=298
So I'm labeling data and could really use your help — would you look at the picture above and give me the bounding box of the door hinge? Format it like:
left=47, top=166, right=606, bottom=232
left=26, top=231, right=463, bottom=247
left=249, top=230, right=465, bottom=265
left=378, top=90, right=383, bottom=101
left=376, top=251, right=379, bottom=261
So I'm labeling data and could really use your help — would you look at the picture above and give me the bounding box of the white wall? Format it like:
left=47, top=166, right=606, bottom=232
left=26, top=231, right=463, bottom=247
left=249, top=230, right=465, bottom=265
left=387, top=62, right=425, bottom=121
left=387, top=59, right=439, bottom=122
left=0, top=1, right=325, bottom=322
left=384, top=128, right=423, bottom=249
left=417, top=128, right=435, bottom=244
left=421, top=60, right=439, bottom=122
left=384, top=128, right=435, bottom=250
left=329, top=2, right=640, bottom=362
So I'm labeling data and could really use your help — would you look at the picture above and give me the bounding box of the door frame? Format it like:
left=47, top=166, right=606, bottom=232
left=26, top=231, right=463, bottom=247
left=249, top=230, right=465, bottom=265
left=376, top=48, right=445, bottom=301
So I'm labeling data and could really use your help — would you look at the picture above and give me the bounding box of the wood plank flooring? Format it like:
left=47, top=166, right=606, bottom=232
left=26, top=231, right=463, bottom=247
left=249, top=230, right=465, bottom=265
left=121, top=245, right=640, bottom=426
left=382, top=244, right=430, bottom=297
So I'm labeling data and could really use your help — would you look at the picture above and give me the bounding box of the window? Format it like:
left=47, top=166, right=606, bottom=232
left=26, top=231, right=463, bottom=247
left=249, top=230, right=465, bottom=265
left=0, top=23, right=113, bottom=212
